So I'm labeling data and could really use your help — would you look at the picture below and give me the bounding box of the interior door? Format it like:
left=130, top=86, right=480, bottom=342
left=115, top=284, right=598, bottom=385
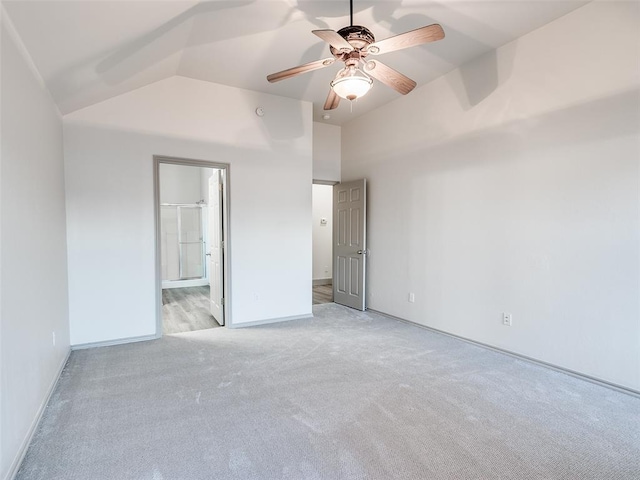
left=208, top=171, right=224, bottom=325
left=333, top=179, right=367, bottom=311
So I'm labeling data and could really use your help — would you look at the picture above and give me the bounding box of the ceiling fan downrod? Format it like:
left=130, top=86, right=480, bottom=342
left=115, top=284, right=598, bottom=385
left=350, top=0, right=353, bottom=27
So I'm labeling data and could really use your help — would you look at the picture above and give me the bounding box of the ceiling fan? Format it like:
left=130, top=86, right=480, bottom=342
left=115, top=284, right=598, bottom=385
left=266, top=0, right=445, bottom=111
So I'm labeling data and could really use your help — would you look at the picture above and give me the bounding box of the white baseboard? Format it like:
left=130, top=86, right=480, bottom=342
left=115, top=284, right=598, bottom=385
left=369, top=309, right=640, bottom=398
left=228, top=313, right=313, bottom=329
left=5, top=348, right=70, bottom=480
left=162, top=279, right=209, bottom=289
left=71, top=334, right=158, bottom=350
left=312, top=278, right=332, bottom=286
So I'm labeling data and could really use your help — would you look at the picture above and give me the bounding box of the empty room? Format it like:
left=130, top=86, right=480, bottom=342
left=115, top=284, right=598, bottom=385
left=1, top=1, right=638, bottom=479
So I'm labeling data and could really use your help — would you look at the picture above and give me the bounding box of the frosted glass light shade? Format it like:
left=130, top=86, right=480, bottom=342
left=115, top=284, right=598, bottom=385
left=331, top=70, right=373, bottom=101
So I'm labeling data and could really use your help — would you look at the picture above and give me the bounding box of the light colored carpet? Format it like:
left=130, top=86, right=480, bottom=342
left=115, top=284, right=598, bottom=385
left=16, top=304, right=640, bottom=479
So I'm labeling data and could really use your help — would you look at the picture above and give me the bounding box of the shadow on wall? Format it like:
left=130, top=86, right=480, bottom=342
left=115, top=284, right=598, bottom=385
left=234, top=94, right=310, bottom=145
left=453, top=42, right=517, bottom=109
left=355, top=89, right=639, bottom=367
left=347, top=87, right=640, bottom=171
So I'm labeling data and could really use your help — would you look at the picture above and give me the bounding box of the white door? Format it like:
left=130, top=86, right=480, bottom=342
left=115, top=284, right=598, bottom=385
left=333, top=179, right=367, bottom=311
left=208, top=171, right=224, bottom=325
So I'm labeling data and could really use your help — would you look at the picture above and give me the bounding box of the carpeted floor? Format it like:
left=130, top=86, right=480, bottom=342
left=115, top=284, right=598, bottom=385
left=16, top=304, right=640, bottom=479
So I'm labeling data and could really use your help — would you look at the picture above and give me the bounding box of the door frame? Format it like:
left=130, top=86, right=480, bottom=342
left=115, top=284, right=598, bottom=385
left=312, top=180, right=339, bottom=300
left=153, top=155, right=232, bottom=335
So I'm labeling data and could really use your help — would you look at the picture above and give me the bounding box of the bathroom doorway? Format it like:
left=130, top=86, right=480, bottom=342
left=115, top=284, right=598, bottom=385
left=154, top=157, right=230, bottom=335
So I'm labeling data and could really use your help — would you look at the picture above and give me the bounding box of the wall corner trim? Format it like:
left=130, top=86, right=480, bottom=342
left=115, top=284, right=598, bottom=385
left=5, top=349, right=71, bottom=480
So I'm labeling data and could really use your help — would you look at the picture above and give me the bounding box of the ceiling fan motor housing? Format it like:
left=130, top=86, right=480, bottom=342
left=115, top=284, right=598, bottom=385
left=330, top=25, right=375, bottom=59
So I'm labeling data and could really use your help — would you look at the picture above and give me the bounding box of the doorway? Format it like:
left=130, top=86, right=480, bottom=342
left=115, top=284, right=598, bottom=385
left=154, top=156, right=230, bottom=335
left=312, top=182, right=335, bottom=304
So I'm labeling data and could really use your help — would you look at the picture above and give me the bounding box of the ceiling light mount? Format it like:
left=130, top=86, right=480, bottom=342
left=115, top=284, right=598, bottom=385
left=329, top=26, right=375, bottom=59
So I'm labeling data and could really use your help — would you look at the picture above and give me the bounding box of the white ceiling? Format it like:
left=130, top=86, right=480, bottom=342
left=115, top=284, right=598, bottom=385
left=4, top=0, right=589, bottom=125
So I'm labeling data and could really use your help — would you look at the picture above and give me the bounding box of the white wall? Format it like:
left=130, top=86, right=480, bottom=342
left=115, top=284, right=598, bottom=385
left=341, top=1, right=640, bottom=391
left=1, top=13, right=70, bottom=479
left=313, top=122, right=341, bottom=182
left=159, top=163, right=211, bottom=204
left=312, top=184, right=333, bottom=282
left=64, top=76, right=313, bottom=345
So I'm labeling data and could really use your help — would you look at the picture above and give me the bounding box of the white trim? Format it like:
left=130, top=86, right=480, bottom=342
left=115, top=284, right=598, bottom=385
left=228, top=313, right=313, bottom=329
left=312, top=179, right=339, bottom=186
left=5, top=349, right=70, bottom=480
left=369, top=309, right=640, bottom=398
left=162, top=279, right=208, bottom=289
left=71, top=334, right=157, bottom=351
left=153, top=156, right=232, bottom=331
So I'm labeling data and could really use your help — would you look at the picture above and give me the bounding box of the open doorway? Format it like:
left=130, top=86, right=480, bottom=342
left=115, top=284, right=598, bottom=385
left=154, top=157, right=230, bottom=335
left=312, top=182, right=335, bottom=304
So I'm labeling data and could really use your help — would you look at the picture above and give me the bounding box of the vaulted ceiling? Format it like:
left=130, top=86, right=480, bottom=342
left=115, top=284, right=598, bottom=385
left=4, top=0, right=588, bottom=125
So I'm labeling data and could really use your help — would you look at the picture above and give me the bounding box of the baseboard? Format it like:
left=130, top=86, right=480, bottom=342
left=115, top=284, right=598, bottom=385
left=162, top=279, right=209, bottom=289
left=228, top=313, right=313, bottom=329
left=312, top=278, right=332, bottom=286
left=71, top=334, right=158, bottom=350
left=5, top=348, right=71, bottom=480
left=368, top=309, right=640, bottom=398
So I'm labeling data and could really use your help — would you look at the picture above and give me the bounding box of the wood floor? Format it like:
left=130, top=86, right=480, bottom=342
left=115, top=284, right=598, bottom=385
left=313, top=284, right=333, bottom=305
left=162, top=286, right=220, bottom=335
left=163, top=285, right=331, bottom=332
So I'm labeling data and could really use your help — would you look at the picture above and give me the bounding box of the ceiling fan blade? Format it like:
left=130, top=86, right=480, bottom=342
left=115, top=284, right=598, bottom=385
left=267, top=58, right=335, bottom=83
left=363, top=60, right=416, bottom=95
left=367, top=24, right=444, bottom=55
left=312, top=29, right=354, bottom=53
left=324, top=88, right=340, bottom=110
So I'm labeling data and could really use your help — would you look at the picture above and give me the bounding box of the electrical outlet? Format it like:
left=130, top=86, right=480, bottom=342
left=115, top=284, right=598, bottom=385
left=52, top=332, right=56, bottom=346
left=502, top=313, right=513, bottom=326
left=408, top=292, right=415, bottom=303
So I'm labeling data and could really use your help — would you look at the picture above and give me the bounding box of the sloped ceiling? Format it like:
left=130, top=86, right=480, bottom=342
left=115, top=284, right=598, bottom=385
left=4, top=0, right=588, bottom=125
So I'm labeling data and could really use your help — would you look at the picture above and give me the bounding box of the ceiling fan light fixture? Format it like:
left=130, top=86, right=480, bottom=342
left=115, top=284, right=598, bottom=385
left=330, top=68, right=373, bottom=101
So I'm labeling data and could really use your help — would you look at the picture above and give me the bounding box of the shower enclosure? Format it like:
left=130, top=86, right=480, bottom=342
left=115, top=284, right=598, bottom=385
left=161, top=204, right=207, bottom=287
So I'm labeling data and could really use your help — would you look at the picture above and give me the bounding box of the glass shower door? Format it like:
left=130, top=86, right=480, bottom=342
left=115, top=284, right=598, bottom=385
left=179, top=207, right=204, bottom=279
left=161, top=205, right=205, bottom=281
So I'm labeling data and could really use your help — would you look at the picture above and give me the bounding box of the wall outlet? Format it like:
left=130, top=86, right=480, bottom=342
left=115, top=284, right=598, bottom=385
left=408, top=292, right=415, bottom=303
left=52, top=332, right=56, bottom=346
left=502, top=313, right=513, bottom=326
